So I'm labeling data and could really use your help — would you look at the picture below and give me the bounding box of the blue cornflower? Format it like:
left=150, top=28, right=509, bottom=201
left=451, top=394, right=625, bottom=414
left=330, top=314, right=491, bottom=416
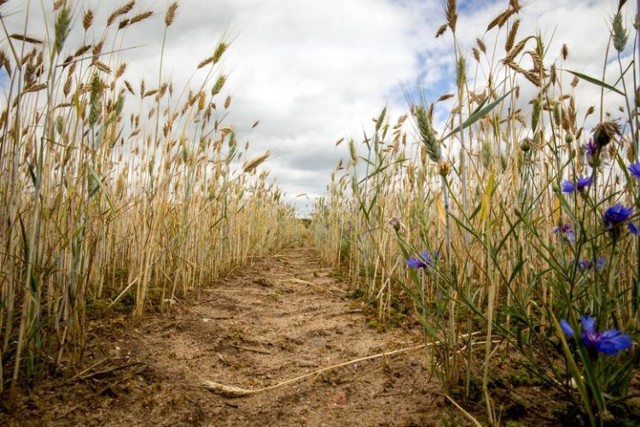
left=406, top=251, right=438, bottom=270
left=602, top=204, right=638, bottom=238
left=583, top=139, right=599, bottom=156
left=576, top=176, right=592, bottom=191
left=560, top=315, right=632, bottom=356
left=561, top=181, right=575, bottom=193
left=577, top=256, right=606, bottom=271
left=406, top=257, right=427, bottom=269
left=561, top=176, right=592, bottom=193
left=583, top=139, right=600, bottom=166
left=603, top=204, right=634, bottom=230
left=628, top=163, right=640, bottom=179
left=552, top=223, right=575, bottom=243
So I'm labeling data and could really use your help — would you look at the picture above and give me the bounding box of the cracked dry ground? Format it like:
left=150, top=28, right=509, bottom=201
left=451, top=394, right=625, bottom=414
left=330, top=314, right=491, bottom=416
left=6, top=244, right=456, bottom=427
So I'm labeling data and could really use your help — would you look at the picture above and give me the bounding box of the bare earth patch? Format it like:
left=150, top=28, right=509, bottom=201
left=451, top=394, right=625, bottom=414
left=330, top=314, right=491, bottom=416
left=3, top=245, right=466, bottom=426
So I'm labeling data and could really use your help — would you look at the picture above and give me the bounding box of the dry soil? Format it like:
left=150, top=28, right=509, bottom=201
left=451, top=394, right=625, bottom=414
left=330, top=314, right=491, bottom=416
left=2, top=244, right=466, bottom=426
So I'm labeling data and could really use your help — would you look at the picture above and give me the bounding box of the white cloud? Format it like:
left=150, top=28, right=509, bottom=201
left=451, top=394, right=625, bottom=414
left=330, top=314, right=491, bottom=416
left=2, top=0, right=635, bottom=215
left=416, top=0, right=634, bottom=143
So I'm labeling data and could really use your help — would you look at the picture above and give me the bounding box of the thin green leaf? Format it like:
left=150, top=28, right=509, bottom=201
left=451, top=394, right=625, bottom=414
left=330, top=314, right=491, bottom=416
left=358, top=159, right=405, bottom=185
left=567, top=70, right=625, bottom=96
left=87, top=164, right=115, bottom=212
left=442, top=89, right=514, bottom=140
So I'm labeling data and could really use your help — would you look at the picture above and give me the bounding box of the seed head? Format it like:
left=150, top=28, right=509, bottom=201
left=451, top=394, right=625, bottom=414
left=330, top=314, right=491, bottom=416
left=54, top=6, right=71, bottom=54
left=388, top=217, right=405, bottom=234
left=519, top=137, right=532, bottom=152
left=89, top=73, right=103, bottom=126
left=593, top=121, right=620, bottom=147
left=348, top=139, right=357, bottom=162
left=613, top=12, right=628, bottom=53
left=165, top=2, right=179, bottom=27
left=435, top=24, right=447, bottom=38
left=456, top=56, right=466, bottom=88
left=476, top=38, right=486, bottom=53
left=83, top=10, right=94, bottom=31
left=505, top=19, right=519, bottom=52
left=211, top=75, right=226, bottom=97
left=445, top=0, right=457, bottom=33
left=472, top=47, right=480, bottom=62
left=130, top=11, right=154, bottom=25
left=212, top=41, right=228, bottom=65
left=107, top=1, right=135, bottom=27
left=531, top=98, right=541, bottom=132
left=481, top=140, right=492, bottom=168
left=438, top=161, right=451, bottom=177
left=414, top=105, right=441, bottom=163
left=243, top=151, right=271, bottom=174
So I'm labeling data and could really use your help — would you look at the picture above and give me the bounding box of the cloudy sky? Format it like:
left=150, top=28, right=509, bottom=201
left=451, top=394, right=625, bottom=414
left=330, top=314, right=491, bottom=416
left=2, top=0, right=632, bottom=214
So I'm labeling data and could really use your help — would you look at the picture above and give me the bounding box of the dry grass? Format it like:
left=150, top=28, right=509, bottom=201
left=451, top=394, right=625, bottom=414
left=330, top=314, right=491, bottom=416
left=311, top=1, right=639, bottom=424
left=0, top=1, right=303, bottom=397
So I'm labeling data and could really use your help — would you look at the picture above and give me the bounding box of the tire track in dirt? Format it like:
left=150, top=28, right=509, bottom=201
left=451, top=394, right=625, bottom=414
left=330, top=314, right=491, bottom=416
left=5, top=244, right=451, bottom=426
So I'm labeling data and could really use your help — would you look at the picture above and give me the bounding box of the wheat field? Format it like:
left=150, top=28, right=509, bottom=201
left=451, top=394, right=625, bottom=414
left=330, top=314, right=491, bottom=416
left=1, top=0, right=639, bottom=425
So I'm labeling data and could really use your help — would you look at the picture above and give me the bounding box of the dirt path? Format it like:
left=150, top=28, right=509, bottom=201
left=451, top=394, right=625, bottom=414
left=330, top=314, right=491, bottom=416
left=5, top=244, right=455, bottom=426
